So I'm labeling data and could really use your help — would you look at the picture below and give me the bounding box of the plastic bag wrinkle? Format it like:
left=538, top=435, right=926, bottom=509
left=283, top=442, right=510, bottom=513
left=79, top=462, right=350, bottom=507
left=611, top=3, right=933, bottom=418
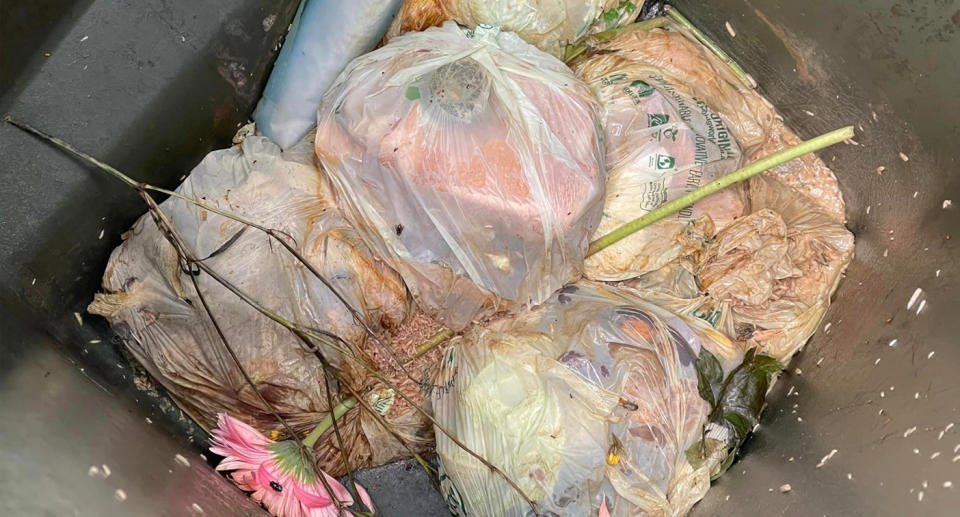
left=316, top=22, right=605, bottom=330
left=89, top=135, right=436, bottom=476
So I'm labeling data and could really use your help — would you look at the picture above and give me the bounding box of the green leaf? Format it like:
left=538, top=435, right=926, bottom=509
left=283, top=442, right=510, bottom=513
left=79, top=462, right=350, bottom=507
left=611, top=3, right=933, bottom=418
left=694, top=348, right=724, bottom=409
left=689, top=348, right=783, bottom=481
left=722, top=411, right=751, bottom=443
left=711, top=447, right=738, bottom=481
left=713, top=349, right=782, bottom=426
left=685, top=439, right=708, bottom=469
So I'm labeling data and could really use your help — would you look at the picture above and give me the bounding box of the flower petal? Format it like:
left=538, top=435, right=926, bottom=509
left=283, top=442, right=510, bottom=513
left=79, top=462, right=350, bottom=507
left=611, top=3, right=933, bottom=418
left=294, top=482, right=336, bottom=509
left=353, top=482, right=375, bottom=513
left=213, top=414, right=272, bottom=451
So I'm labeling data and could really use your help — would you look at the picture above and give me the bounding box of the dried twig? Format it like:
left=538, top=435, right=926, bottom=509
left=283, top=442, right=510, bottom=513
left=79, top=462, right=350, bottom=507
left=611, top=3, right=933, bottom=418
left=3, top=115, right=420, bottom=387
left=182, top=209, right=357, bottom=516
left=6, top=117, right=540, bottom=516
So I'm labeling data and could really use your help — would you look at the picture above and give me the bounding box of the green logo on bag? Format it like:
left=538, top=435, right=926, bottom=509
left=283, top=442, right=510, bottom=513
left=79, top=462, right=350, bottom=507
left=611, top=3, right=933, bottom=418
left=648, top=113, right=670, bottom=127
left=656, top=154, right=676, bottom=170
left=602, top=73, right=628, bottom=85
left=629, top=79, right=654, bottom=97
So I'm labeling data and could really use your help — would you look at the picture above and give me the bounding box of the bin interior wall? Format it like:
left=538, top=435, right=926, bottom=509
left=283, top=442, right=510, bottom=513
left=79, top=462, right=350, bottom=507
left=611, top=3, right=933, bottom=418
left=0, top=1, right=957, bottom=515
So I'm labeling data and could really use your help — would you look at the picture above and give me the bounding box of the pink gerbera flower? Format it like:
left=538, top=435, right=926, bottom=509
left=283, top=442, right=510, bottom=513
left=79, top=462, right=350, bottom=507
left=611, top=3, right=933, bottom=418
left=211, top=413, right=373, bottom=517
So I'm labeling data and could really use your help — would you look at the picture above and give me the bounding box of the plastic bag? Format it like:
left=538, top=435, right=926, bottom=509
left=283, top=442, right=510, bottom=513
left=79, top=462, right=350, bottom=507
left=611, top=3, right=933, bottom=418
left=385, top=0, right=646, bottom=57
left=433, top=282, right=744, bottom=517
left=626, top=176, right=855, bottom=362
left=88, top=135, right=434, bottom=476
left=315, top=22, right=605, bottom=330
left=575, top=48, right=747, bottom=281
left=592, top=27, right=845, bottom=221
left=253, top=0, right=403, bottom=149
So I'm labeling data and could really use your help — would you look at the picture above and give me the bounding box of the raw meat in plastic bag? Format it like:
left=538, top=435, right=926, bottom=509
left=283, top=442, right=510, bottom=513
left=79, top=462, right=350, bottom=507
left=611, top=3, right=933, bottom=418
left=433, top=282, right=744, bottom=517
left=88, top=135, right=433, bottom=475
left=385, top=0, right=646, bottom=57
left=593, top=27, right=845, bottom=221
left=316, top=22, right=605, bottom=330
left=575, top=48, right=746, bottom=281
left=626, top=176, right=855, bottom=362
left=253, top=0, right=403, bottom=149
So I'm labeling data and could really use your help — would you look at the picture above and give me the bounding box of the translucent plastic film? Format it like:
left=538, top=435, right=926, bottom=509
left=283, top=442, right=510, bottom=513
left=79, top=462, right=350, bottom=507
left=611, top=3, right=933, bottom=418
left=316, top=22, right=605, bottom=330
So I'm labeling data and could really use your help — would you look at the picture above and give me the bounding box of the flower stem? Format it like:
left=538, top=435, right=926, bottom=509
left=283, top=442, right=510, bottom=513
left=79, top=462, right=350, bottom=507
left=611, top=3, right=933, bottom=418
left=665, top=6, right=754, bottom=88
left=303, top=397, right=358, bottom=449
left=415, top=328, right=455, bottom=358
left=587, top=126, right=855, bottom=257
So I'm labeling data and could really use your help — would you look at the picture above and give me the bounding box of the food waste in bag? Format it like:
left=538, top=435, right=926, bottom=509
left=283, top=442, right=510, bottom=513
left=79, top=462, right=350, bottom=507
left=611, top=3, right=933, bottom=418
left=575, top=40, right=747, bottom=281
left=315, top=22, right=606, bottom=331
left=587, top=26, right=846, bottom=222
left=433, top=282, right=780, bottom=517
left=626, top=175, right=855, bottom=362
left=88, top=134, right=437, bottom=477
left=0, top=4, right=862, bottom=517
left=385, top=0, right=647, bottom=57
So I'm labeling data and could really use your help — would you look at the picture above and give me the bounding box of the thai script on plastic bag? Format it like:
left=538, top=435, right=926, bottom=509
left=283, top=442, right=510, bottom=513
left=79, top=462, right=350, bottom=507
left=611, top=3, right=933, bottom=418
left=575, top=35, right=747, bottom=282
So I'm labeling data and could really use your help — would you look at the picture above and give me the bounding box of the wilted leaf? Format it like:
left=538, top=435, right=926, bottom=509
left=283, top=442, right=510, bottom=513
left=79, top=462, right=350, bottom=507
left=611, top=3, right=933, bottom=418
left=694, top=348, right=724, bottom=409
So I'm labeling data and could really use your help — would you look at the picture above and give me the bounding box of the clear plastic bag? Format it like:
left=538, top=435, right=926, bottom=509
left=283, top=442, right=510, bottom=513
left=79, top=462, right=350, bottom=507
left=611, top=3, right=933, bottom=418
left=626, top=176, right=855, bottom=362
left=385, top=0, right=646, bottom=57
left=575, top=49, right=747, bottom=281
left=253, top=0, right=403, bottom=149
left=593, top=27, right=846, bottom=221
left=433, top=282, right=743, bottom=517
left=315, top=22, right=605, bottom=330
left=88, top=135, right=432, bottom=475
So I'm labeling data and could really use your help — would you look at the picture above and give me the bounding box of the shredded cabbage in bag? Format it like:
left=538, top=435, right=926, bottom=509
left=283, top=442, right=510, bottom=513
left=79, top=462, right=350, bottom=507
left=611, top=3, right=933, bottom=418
left=433, top=282, right=744, bottom=517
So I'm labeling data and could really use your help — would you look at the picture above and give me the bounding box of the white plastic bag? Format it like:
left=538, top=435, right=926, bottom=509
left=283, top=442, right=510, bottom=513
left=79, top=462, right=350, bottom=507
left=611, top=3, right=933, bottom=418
left=315, top=22, right=605, bottom=330
left=88, top=135, right=432, bottom=475
left=433, top=282, right=744, bottom=517
left=386, top=0, right=646, bottom=57
left=576, top=45, right=746, bottom=282
left=253, top=0, right=403, bottom=149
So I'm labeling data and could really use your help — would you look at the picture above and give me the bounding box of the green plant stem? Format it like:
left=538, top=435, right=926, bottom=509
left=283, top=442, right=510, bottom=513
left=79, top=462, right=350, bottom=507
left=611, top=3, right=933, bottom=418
left=415, top=328, right=455, bottom=358
left=565, top=17, right=668, bottom=63
left=303, top=397, right=358, bottom=449
left=595, top=16, right=669, bottom=42
left=665, top=6, right=753, bottom=88
left=587, top=126, right=855, bottom=257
